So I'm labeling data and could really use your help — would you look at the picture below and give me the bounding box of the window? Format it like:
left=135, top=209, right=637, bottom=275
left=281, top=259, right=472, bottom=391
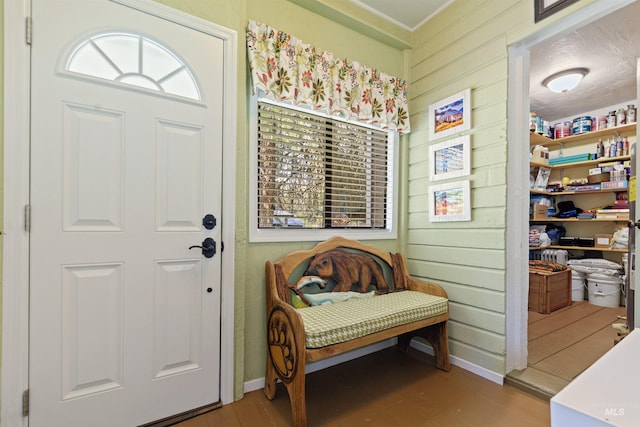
left=250, top=99, right=397, bottom=242
left=66, top=32, right=200, bottom=100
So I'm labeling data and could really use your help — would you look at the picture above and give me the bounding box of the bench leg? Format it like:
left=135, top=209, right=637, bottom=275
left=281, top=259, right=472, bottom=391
left=265, top=306, right=309, bottom=426
left=264, top=350, right=278, bottom=400
left=283, top=361, right=307, bottom=427
left=396, top=333, right=412, bottom=352
left=396, top=323, right=451, bottom=372
left=424, top=322, right=451, bottom=371
left=266, top=348, right=307, bottom=426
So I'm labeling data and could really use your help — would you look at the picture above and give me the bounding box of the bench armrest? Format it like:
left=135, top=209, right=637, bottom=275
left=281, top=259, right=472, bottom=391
left=406, top=277, right=448, bottom=299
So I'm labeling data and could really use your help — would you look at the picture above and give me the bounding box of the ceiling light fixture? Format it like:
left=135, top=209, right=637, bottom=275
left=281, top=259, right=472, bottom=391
left=542, top=68, right=589, bottom=93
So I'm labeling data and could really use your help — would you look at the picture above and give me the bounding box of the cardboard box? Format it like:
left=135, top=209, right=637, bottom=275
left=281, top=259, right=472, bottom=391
left=529, top=269, right=571, bottom=314
left=532, top=204, right=548, bottom=219
left=588, top=167, right=603, bottom=176
left=532, top=146, right=549, bottom=165
left=594, top=234, right=613, bottom=248
left=601, top=180, right=628, bottom=189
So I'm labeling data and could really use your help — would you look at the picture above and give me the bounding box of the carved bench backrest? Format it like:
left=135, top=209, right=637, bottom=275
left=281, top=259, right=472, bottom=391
left=269, top=236, right=409, bottom=305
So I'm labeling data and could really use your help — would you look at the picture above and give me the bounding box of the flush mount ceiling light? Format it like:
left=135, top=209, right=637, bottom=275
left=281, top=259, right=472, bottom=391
left=542, top=68, right=589, bottom=93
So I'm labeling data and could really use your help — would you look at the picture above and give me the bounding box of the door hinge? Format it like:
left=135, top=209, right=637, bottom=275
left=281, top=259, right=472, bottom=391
left=22, top=389, right=29, bottom=417
left=26, top=16, right=32, bottom=45
left=24, top=204, right=31, bottom=232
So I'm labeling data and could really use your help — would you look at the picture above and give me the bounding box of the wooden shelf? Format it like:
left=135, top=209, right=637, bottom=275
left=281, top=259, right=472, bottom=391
left=530, top=155, right=630, bottom=170
left=530, top=123, right=636, bottom=148
left=530, top=188, right=628, bottom=196
left=529, top=245, right=628, bottom=253
left=530, top=218, right=629, bottom=223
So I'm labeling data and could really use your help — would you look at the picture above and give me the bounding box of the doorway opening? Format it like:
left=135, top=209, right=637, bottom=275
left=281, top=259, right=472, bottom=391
left=506, top=0, right=639, bottom=398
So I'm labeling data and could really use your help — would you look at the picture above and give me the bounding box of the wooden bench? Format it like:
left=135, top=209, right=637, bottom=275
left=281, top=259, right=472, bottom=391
left=264, top=236, right=451, bottom=427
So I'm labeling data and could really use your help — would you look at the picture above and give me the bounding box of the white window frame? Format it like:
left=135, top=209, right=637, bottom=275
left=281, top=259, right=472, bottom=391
left=249, top=93, right=398, bottom=243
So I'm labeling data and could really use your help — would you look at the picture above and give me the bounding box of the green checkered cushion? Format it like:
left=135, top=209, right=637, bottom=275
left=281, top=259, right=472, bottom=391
left=297, top=291, right=448, bottom=348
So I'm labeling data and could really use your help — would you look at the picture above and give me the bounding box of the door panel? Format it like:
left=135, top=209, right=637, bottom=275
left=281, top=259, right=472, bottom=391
left=29, top=1, right=223, bottom=425
left=156, top=120, right=204, bottom=231
left=61, top=263, right=124, bottom=400
left=63, top=103, right=125, bottom=231
left=153, top=259, right=203, bottom=379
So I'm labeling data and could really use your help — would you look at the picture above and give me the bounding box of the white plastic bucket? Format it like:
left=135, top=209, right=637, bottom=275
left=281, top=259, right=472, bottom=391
left=587, top=273, right=622, bottom=307
left=571, top=270, right=586, bottom=301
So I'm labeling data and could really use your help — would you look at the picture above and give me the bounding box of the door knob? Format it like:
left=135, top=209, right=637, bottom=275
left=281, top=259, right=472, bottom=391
left=189, top=237, right=216, bottom=258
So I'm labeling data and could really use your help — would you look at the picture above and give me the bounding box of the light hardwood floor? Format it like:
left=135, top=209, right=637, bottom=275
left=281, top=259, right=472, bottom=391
left=176, top=347, right=550, bottom=427
left=507, top=301, right=625, bottom=399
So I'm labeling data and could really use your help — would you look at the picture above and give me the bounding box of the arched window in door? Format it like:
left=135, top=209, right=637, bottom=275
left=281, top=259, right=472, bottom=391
left=66, top=32, right=201, bottom=100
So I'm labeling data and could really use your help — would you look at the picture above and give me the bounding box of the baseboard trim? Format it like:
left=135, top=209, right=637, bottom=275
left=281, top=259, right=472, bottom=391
left=408, top=340, right=504, bottom=385
left=244, top=338, right=504, bottom=394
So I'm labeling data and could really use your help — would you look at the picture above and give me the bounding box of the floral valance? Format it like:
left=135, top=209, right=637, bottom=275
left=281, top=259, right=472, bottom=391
left=246, top=20, right=411, bottom=134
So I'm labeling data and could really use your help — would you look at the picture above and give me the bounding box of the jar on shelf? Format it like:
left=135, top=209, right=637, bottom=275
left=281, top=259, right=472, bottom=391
left=536, top=115, right=544, bottom=134
left=628, top=105, right=636, bottom=123
left=529, top=112, right=537, bottom=132
left=592, top=116, right=607, bottom=131
left=607, top=111, right=617, bottom=128
left=596, top=138, right=604, bottom=158
left=617, top=107, right=626, bottom=125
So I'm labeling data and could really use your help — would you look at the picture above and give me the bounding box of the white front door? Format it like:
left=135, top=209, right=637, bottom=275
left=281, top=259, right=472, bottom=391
left=29, top=1, right=224, bottom=425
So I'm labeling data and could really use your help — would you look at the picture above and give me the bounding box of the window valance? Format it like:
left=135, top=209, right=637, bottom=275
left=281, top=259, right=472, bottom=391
left=246, top=20, right=411, bottom=134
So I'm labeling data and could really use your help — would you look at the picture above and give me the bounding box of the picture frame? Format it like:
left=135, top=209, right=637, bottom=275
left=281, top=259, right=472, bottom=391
left=428, top=88, right=471, bottom=141
left=534, top=0, right=580, bottom=23
left=429, top=135, right=470, bottom=181
left=428, top=180, right=471, bottom=222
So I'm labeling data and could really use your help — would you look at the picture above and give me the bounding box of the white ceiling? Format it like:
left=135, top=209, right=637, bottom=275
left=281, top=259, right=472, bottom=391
left=350, top=0, right=454, bottom=31
left=529, top=1, right=640, bottom=121
left=351, top=0, right=640, bottom=122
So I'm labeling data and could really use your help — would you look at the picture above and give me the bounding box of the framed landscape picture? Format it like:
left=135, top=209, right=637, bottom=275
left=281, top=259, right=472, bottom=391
left=429, top=135, right=470, bottom=181
left=428, top=180, right=471, bottom=222
left=534, top=0, right=580, bottom=22
left=428, top=88, right=471, bottom=141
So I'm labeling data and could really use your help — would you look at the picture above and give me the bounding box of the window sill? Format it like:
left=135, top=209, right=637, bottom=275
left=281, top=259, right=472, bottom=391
left=248, top=228, right=397, bottom=243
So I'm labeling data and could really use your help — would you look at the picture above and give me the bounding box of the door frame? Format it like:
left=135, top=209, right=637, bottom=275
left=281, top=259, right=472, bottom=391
left=505, top=0, right=637, bottom=372
left=2, top=1, right=237, bottom=425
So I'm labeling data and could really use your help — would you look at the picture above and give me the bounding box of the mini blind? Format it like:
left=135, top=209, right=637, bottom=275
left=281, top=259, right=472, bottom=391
left=257, top=100, right=389, bottom=229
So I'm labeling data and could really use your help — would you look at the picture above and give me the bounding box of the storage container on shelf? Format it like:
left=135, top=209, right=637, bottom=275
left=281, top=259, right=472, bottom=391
left=572, top=116, right=591, bottom=135
left=554, top=121, right=571, bottom=139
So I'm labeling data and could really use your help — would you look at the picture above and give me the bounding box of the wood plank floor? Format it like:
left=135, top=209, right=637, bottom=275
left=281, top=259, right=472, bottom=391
left=175, top=347, right=550, bottom=427
left=506, top=301, right=625, bottom=399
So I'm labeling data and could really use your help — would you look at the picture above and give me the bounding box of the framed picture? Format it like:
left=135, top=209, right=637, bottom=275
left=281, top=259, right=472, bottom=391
left=534, top=0, right=580, bottom=22
left=428, top=180, right=471, bottom=222
left=429, top=135, right=470, bottom=181
left=428, top=88, right=471, bottom=141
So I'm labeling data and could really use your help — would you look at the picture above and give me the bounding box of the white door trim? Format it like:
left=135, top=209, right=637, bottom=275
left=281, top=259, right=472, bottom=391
left=505, top=0, right=636, bottom=373
left=2, top=0, right=31, bottom=425
left=2, top=1, right=237, bottom=425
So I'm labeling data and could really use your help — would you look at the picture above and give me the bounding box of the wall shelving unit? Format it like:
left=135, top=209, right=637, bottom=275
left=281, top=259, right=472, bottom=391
left=529, top=123, right=635, bottom=256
